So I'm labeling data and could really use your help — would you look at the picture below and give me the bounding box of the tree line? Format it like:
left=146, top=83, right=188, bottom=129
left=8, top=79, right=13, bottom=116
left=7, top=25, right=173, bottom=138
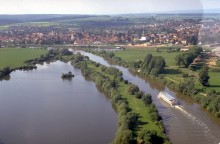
left=70, top=54, right=169, bottom=144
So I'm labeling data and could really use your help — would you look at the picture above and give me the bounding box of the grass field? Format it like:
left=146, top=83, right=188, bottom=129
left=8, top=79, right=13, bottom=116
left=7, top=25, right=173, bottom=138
left=208, top=71, right=220, bottom=92
left=115, top=48, right=179, bottom=67
left=0, top=48, right=47, bottom=70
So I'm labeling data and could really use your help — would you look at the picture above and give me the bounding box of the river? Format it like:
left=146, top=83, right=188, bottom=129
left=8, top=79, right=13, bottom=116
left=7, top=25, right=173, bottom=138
left=77, top=50, right=220, bottom=144
left=0, top=61, right=117, bottom=144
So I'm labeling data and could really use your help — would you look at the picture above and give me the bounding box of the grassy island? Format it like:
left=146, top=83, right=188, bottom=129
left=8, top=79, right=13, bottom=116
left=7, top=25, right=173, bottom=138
left=70, top=53, right=169, bottom=144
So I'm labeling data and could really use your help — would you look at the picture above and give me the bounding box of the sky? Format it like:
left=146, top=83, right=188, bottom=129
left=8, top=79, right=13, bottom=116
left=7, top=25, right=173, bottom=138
left=0, top=0, right=219, bottom=14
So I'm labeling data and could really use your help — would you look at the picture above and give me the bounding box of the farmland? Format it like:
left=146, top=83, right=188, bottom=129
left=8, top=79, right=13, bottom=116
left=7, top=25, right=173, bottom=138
left=0, top=48, right=47, bottom=70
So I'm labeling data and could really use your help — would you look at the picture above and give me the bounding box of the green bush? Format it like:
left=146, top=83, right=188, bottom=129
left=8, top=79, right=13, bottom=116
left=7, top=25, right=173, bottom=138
left=142, top=94, right=152, bottom=106
left=128, top=84, right=139, bottom=95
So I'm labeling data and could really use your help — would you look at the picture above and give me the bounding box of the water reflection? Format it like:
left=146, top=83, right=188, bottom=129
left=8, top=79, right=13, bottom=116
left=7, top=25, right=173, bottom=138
left=0, top=61, right=117, bottom=144
left=0, top=75, right=10, bottom=81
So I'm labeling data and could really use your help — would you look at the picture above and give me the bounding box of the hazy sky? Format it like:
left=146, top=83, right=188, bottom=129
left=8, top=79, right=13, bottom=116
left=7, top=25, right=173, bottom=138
left=0, top=0, right=219, bottom=14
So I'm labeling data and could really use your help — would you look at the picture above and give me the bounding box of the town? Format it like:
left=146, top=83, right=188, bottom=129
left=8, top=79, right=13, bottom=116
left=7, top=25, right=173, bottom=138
left=0, top=13, right=220, bottom=144
left=1, top=16, right=220, bottom=48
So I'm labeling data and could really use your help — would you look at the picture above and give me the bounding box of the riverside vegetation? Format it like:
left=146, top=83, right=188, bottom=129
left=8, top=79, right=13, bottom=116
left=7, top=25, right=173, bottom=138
left=83, top=47, right=220, bottom=118
left=0, top=48, right=73, bottom=79
left=69, top=52, right=169, bottom=144
left=0, top=48, right=46, bottom=78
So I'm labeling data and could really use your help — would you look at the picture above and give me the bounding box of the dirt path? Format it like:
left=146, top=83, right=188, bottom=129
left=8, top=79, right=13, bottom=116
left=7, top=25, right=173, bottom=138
left=164, top=77, right=179, bottom=83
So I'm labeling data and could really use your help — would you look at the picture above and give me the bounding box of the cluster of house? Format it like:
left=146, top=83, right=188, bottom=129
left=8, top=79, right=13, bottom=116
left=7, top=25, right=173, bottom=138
left=0, top=18, right=220, bottom=47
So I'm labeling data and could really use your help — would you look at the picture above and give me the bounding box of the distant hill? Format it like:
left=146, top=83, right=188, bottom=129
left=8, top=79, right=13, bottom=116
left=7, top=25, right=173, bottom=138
left=155, top=8, right=220, bottom=14
left=115, top=9, right=220, bottom=18
left=0, top=14, right=109, bottom=25
left=203, top=8, right=220, bottom=13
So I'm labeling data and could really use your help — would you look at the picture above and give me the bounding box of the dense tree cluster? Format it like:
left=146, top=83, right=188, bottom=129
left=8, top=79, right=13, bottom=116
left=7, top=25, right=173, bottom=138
left=142, top=94, right=152, bottom=106
left=138, top=129, right=164, bottom=144
left=175, top=46, right=203, bottom=68
left=59, top=48, right=73, bottom=55
left=71, top=53, right=86, bottom=68
left=128, top=84, right=140, bottom=95
left=177, top=79, right=196, bottom=96
left=141, top=54, right=166, bottom=76
left=0, top=67, right=12, bottom=77
left=199, top=90, right=220, bottom=117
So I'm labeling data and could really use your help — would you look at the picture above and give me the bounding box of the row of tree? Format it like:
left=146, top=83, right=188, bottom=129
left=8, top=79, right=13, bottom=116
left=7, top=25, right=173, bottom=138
left=70, top=56, right=138, bottom=143
left=200, top=90, right=220, bottom=117
left=70, top=55, right=167, bottom=144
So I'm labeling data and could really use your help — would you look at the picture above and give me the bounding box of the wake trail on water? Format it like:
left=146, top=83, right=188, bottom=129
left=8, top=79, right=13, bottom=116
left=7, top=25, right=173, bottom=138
left=175, top=105, right=218, bottom=142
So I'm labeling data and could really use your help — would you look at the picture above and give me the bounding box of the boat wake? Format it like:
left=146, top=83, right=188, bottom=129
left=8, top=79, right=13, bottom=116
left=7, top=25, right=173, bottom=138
left=175, top=105, right=217, bottom=141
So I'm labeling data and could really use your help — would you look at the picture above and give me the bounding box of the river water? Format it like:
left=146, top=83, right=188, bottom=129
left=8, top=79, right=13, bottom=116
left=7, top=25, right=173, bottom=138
left=77, top=51, right=220, bottom=144
left=0, top=61, right=117, bottom=144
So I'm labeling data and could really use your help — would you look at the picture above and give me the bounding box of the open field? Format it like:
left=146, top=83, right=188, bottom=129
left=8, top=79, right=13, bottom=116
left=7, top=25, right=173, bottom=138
left=15, top=22, right=58, bottom=26
left=115, top=48, right=180, bottom=67
left=58, top=16, right=111, bottom=23
left=208, top=71, right=220, bottom=92
left=0, top=48, right=47, bottom=70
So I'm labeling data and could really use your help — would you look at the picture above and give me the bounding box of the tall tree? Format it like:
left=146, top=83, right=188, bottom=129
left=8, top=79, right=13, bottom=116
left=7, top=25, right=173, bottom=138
left=141, top=53, right=153, bottom=70
left=199, top=65, right=209, bottom=87
left=175, top=54, right=183, bottom=67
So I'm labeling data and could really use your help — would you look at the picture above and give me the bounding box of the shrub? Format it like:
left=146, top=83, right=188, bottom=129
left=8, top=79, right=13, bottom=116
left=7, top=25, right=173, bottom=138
left=135, top=91, right=144, bottom=99
left=142, top=94, right=152, bottom=106
left=128, top=84, right=139, bottom=95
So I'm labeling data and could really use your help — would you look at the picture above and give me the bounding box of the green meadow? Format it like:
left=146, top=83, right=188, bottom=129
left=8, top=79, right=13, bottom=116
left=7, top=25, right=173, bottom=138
left=115, top=47, right=179, bottom=67
left=0, top=48, right=47, bottom=70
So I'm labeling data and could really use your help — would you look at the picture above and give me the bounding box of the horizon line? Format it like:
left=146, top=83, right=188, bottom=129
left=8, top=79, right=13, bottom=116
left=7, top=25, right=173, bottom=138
left=0, top=12, right=219, bottom=16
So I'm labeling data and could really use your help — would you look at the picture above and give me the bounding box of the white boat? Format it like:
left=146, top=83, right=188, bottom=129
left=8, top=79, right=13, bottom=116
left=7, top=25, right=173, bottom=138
left=157, top=91, right=178, bottom=106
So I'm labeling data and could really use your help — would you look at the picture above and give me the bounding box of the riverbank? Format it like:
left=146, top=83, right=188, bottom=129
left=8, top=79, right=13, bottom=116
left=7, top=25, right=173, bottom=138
left=0, top=48, right=73, bottom=79
left=0, top=48, right=47, bottom=70
left=69, top=53, right=169, bottom=144
left=0, top=48, right=47, bottom=79
left=81, top=48, right=220, bottom=118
